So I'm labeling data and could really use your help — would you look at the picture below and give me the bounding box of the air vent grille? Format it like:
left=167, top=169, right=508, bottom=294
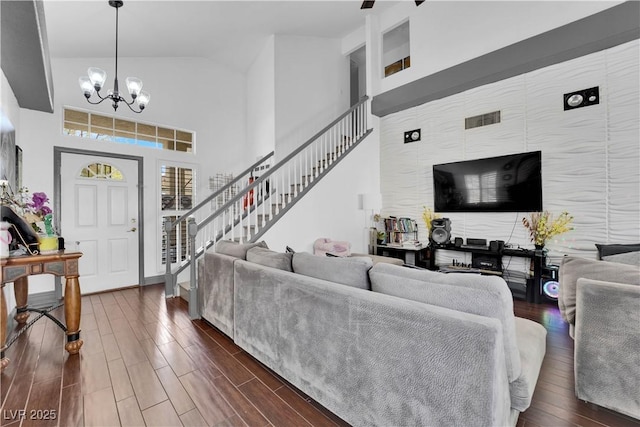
left=465, top=111, right=501, bottom=130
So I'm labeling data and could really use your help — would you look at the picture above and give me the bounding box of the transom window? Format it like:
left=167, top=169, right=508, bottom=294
left=63, top=108, right=194, bottom=153
left=79, top=162, right=124, bottom=180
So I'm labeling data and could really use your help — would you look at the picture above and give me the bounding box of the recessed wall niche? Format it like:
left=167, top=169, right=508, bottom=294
left=383, top=21, right=410, bottom=78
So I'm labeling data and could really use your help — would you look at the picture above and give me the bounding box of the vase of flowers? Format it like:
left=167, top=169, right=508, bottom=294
left=522, top=211, right=574, bottom=248
left=1, top=187, right=58, bottom=254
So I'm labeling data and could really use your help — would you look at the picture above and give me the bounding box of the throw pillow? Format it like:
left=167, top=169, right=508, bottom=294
left=215, top=240, right=268, bottom=260
left=595, top=243, right=640, bottom=259
left=312, top=238, right=351, bottom=257
left=246, top=246, right=293, bottom=272
left=292, top=252, right=372, bottom=290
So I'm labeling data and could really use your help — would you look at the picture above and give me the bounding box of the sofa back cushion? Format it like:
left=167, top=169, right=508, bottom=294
left=558, top=256, right=640, bottom=325
left=247, top=247, right=293, bottom=272
left=369, top=263, right=522, bottom=382
left=215, top=240, right=268, bottom=260
left=292, top=252, right=372, bottom=290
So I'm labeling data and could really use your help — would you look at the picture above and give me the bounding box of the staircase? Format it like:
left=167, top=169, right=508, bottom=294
left=164, top=96, right=372, bottom=318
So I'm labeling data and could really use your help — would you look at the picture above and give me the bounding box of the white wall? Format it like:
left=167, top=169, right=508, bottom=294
left=17, top=56, right=248, bottom=293
left=379, top=40, right=639, bottom=269
left=274, top=35, right=350, bottom=159
left=261, top=127, right=380, bottom=254
left=247, top=36, right=276, bottom=159
left=343, top=1, right=623, bottom=96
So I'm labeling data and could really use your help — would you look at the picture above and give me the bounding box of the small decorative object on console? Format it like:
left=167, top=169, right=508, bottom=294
left=522, top=211, right=574, bottom=247
left=0, top=186, right=59, bottom=254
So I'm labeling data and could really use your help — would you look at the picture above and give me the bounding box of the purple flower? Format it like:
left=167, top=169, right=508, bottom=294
left=31, top=192, right=49, bottom=210
left=40, top=205, right=52, bottom=216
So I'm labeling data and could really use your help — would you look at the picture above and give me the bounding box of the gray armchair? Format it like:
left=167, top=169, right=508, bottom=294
left=558, top=256, right=640, bottom=420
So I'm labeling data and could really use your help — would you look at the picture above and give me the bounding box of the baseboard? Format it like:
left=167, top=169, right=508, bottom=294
left=143, top=275, right=165, bottom=286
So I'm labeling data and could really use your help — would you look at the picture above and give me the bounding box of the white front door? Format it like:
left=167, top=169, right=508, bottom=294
left=61, top=153, right=139, bottom=294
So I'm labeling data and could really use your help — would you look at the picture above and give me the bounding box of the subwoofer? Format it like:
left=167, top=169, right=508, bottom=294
left=540, top=265, right=560, bottom=302
left=430, top=218, right=451, bottom=245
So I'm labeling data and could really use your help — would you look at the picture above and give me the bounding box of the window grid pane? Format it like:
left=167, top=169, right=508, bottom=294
left=62, top=108, right=194, bottom=153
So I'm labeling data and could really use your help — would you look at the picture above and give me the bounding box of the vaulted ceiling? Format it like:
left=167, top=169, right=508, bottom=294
left=42, top=0, right=399, bottom=73
left=3, top=0, right=398, bottom=113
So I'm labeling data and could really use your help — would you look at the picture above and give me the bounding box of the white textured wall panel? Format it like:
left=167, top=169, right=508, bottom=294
left=606, top=41, right=640, bottom=242
left=380, top=109, right=420, bottom=218
left=380, top=39, right=640, bottom=265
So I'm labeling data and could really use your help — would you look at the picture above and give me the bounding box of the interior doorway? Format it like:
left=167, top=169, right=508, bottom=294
left=350, top=45, right=367, bottom=106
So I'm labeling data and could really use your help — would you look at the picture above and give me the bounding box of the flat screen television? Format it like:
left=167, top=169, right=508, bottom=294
left=433, top=151, right=542, bottom=212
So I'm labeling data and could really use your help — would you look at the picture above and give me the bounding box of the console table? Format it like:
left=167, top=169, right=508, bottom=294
left=1, top=251, right=84, bottom=371
left=428, top=244, right=546, bottom=304
left=376, top=245, right=431, bottom=268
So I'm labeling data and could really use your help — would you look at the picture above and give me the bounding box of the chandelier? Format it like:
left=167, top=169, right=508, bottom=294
left=78, top=0, right=149, bottom=113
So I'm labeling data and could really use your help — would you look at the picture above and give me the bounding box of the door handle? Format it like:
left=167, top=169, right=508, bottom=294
left=128, top=227, right=137, bottom=233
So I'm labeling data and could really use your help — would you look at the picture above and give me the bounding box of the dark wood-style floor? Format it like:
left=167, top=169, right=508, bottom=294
left=1, top=284, right=639, bottom=427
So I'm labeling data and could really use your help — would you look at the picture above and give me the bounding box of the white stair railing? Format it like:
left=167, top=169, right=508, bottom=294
left=164, top=96, right=372, bottom=318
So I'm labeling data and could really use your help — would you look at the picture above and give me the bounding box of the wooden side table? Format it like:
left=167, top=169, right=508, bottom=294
left=1, top=251, right=83, bottom=370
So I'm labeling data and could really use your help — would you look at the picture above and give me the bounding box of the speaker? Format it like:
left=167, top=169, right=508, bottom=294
left=489, top=240, right=504, bottom=252
left=430, top=218, right=451, bottom=245
left=540, top=265, right=560, bottom=302
left=472, top=255, right=499, bottom=271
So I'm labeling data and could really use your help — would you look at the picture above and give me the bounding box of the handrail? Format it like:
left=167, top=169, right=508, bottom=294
left=170, top=151, right=274, bottom=228
left=276, top=96, right=368, bottom=168
left=196, top=96, right=369, bottom=231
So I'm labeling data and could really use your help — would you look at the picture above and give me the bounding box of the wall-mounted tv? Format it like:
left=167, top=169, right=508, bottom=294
left=433, top=151, right=542, bottom=212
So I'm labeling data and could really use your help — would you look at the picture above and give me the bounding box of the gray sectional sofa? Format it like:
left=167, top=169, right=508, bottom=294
left=198, top=241, right=547, bottom=426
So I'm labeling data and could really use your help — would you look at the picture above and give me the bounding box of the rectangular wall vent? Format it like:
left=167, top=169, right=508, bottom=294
left=465, top=111, right=501, bottom=130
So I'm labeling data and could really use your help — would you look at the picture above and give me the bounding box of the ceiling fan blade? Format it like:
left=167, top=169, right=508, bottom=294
left=415, top=0, right=425, bottom=5
left=361, top=1, right=375, bottom=9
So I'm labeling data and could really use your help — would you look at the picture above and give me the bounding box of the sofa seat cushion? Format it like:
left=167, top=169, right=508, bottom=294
left=509, top=317, right=547, bottom=411
left=215, top=240, right=268, bottom=259
left=292, top=252, right=373, bottom=290
left=369, top=263, right=522, bottom=383
left=247, top=246, right=293, bottom=272
left=558, top=256, right=640, bottom=326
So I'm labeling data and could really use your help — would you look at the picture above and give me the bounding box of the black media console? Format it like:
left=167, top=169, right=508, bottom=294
left=427, top=243, right=549, bottom=304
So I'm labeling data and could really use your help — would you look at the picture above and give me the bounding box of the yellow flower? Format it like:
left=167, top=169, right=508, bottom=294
left=422, top=206, right=440, bottom=234
left=522, top=211, right=574, bottom=246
